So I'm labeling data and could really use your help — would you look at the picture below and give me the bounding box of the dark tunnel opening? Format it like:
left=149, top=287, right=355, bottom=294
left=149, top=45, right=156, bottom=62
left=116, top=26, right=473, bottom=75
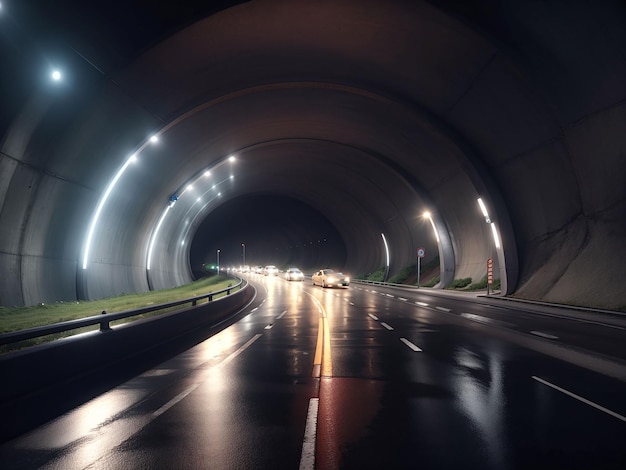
left=190, top=193, right=347, bottom=277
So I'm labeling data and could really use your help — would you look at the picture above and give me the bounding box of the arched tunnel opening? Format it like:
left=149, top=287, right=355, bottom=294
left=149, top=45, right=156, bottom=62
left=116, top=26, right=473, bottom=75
left=0, top=1, right=623, bottom=310
left=189, top=193, right=348, bottom=277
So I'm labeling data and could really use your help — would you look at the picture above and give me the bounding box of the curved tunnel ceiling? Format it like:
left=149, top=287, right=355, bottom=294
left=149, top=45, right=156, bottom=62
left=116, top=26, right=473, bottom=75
left=0, top=1, right=624, bottom=309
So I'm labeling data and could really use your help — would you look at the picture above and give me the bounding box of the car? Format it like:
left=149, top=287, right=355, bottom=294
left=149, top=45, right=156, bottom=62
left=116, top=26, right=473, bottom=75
left=285, top=267, right=304, bottom=281
left=263, top=265, right=279, bottom=276
left=312, top=269, right=350, bottom=288
left=253, top=266, right=264, bottom=274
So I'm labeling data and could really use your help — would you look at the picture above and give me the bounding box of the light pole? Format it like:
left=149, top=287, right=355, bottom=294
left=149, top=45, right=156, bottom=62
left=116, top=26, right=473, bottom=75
left=216, top=249, right=220, bottom=274
left=242, top=243, right=246, bottom=266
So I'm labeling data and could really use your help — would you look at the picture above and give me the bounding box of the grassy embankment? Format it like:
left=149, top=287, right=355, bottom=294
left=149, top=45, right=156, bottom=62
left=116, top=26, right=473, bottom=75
left=0, top=275, right=236, bottom=351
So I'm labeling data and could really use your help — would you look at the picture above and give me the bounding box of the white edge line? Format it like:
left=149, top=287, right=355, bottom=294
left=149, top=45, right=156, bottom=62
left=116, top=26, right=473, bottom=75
left=219, top=333, right=263, bottom=368
left=381, top=322, right=394, bottom=331
left=400, top=337, right=422, bottom=352
left=532, top=376, right=626, bottom=423
left=299, top=398, right=319, bottom=470
left=153, top=384, right=199, bottom=418
left=530, top=330, right=559, bottom=339
left=156, top=333, right=264, bottom=418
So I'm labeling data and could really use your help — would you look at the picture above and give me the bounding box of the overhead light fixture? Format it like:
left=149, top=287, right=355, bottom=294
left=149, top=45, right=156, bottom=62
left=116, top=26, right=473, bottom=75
left=51, top=70, right=62, bottom=81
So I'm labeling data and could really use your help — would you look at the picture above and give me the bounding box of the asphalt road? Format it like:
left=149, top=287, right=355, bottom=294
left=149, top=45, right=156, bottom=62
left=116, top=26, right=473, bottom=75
left=1, top=275, right=625, bottom=469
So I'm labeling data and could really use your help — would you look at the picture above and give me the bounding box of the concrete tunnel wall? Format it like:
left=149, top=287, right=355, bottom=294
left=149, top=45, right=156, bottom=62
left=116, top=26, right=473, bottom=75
left=0, top=1, right=624, bottom=309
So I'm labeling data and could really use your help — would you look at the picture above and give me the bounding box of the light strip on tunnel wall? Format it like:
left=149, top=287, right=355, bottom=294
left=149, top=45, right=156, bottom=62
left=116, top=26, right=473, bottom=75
left=146, top=156, right=237, bottom=273
left=381, top=233, right=390, bottom=268
left=82, top=154, right=137, bottom=269
left=423, top=211, right=440, bottom=242
left=490, top=222, right=501, bottom=249
left=146, top=205, right=172, bottom=270
left=477, top=197, right=491, bottom=223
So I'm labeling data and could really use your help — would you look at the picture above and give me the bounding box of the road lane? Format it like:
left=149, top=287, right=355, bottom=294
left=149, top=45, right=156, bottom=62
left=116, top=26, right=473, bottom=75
left=1, top=275, right=625, bottom=469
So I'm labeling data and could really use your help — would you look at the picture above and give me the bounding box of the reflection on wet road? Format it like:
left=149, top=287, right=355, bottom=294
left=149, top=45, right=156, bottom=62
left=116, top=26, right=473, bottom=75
left=1, top=275, right=625, bottom=469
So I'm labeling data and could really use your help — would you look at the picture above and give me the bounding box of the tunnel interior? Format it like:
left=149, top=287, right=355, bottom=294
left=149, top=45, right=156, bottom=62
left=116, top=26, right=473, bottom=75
left=0, top=1, right=624, bottom=309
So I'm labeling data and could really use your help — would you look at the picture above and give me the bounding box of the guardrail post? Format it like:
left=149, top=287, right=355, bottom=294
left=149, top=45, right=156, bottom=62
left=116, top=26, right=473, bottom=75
left=209, top=294, right=213, bottom=301
left=100, top=310, right=111, bottom=331
left=192, top=297, right=197, bottom=306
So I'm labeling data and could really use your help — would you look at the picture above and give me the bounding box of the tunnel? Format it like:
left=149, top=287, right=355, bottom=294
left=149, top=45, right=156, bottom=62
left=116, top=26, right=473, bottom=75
left=0, top=1, right=624, bottom=310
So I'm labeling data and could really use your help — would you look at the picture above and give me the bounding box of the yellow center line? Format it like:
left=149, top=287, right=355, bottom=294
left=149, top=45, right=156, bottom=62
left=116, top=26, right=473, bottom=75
left=307, top=292, right=332, bottom=378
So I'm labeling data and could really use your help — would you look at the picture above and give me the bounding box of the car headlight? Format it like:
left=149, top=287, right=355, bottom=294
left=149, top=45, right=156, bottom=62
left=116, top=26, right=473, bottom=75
left=328, top=277, right=336, bottom=283
left=345, top=277, right=350, bottom=282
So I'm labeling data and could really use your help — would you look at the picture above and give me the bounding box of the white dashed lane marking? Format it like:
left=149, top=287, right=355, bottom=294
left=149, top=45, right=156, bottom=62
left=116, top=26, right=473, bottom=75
left=381, top=322, right=394, bottom=331
left=400, top=338, right=422, bottom=352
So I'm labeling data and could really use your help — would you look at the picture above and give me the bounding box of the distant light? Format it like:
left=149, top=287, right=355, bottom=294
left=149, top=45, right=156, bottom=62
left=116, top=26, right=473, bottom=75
left=186, top=184, right=193, bottom=191
left=229, top=175, right=234, bottom=180
left=51, top=70, right=62, bottom=81
left=423, top=211, right=431, bottom=219
left=218, top=192, right=222, bottom=196
left=229, top=156, right=236, bottom=162
left=197, top=197, right=202, bottom=202
left=204, top=170, right=211, bottom=177
left=150, top=135, right=158, bottom=143
left=212, top=185, right=216, bottom=190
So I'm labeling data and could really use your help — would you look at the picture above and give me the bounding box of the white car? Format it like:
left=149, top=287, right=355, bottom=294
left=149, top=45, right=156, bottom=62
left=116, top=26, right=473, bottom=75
left=263, top=265, right=279, bottom=276
left=312, top=269, right=350, bottom=288
left=285, top=268, right=304, bottom=281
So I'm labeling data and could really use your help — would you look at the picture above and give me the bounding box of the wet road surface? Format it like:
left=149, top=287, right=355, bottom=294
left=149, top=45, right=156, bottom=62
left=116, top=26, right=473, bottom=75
left=1, top=275, right=625, bottom=469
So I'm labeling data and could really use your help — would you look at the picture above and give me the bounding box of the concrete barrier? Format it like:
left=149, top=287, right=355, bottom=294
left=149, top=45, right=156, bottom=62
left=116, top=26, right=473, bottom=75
left=0, top=284, right=255, bottom=404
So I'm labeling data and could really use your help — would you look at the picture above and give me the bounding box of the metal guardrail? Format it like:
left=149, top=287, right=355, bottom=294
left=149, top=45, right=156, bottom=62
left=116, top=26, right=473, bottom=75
left=0, top=277, right=246, bottom=347
left=352, top=279, right=422, bottom=289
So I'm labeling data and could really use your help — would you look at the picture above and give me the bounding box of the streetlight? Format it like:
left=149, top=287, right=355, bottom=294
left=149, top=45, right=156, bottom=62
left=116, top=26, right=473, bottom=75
left=241, top=243, right=246, bottom=266
left=216, top=249, right=220, bottom=274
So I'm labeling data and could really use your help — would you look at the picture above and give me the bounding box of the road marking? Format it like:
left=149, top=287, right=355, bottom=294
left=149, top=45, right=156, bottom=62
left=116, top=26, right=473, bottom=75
left=307, top=293, right=332, bottom=378
left=415, top=301, right=428, bottom=307
left=264, top=324, right=274, bottom=329
left=381, top=322, right=394, bottom=331
left=400, top=338, right=422, bottom=352
left=436, top=306, right=451, bottom=312
left=349, top=302, right=355, bottom=306
left=299, top=398, right=319, bottom=470
left=398, top=297, right=408, bottom=301
left=251, top=307, right=258, bottom=312
left=368, top=313, right=379, bottom=321
left=530, top=331, right=559, bottom=339
left=154, top=334, right=262, bottom=418
left=386, top=294, right=395, bottom=298
left=153, top=384, right=199, bottom=418
left=277, top=310, right=287, bottom=319
left=532, top=376, right=626, bottom=423
left=461, top=312, right=515, bottom=328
